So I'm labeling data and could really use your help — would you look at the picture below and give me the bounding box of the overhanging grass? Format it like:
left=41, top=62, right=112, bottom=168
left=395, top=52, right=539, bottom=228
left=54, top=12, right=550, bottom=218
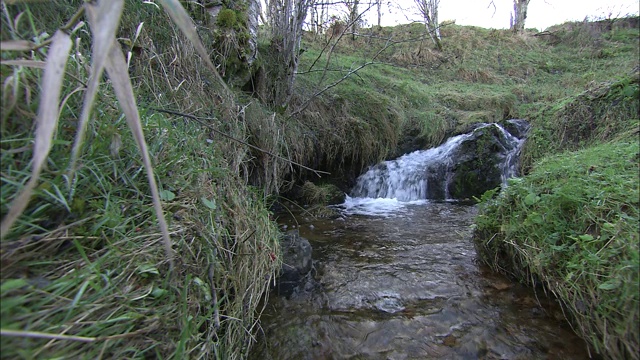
left=474, top=140, right=639, bottom=359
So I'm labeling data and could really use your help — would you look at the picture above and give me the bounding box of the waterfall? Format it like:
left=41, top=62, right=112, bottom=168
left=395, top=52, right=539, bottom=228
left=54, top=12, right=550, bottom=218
left=350, top=122, right=527, bottom=202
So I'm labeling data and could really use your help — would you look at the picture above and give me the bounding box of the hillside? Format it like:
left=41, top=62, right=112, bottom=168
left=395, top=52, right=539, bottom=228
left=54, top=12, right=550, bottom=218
left=286, top=18, right=638, bottom=182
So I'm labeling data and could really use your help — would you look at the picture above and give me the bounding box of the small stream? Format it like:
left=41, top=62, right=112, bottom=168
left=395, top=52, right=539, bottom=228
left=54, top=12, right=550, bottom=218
left=250, top=202, right=590, bottom=359
left=250, top=122, right=590, bottom=359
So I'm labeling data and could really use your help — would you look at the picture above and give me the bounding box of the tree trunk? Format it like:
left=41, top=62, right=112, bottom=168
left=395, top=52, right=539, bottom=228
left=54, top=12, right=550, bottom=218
left=346, top=0, right=360, bottom=39
left=511, top=0, right=531, bottom=33
left=262, top=0, right=312, bottom=108
left=414, top=0, right=442, bottom=50
left=246, top=0, right=260, bottom=65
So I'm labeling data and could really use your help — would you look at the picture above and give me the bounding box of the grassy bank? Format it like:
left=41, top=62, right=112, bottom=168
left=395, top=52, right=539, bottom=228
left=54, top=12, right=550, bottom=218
left=474, top=140, right=639, bottom=359
left=1, top=2, right=281, bottom=358
left=470, top=17, right=639, bottom=360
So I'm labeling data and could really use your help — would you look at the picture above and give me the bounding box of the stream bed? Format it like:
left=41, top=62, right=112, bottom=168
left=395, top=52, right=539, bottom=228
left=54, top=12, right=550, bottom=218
left=250, top=201, right=591, bottom=359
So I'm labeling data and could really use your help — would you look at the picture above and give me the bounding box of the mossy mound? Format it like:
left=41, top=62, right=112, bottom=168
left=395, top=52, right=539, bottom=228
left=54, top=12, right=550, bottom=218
left=474, top=141, right=639, bottom=359
left=522, top=73, right=639, bottom=171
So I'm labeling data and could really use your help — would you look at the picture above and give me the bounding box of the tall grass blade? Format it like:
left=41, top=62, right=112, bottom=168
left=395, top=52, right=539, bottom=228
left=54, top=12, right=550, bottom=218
left=157, top=0, right=230, bottom=97
left=0, top=30, right=72, bottom=240
left=0, top=40, right=34, bottom=51
left=0, top=329, right=96, bottom=343
left=0, top=59, right=46, bottom=68
left=68, top=0, right=124, bottom=179
left=103, top=38, right=175, bottom=269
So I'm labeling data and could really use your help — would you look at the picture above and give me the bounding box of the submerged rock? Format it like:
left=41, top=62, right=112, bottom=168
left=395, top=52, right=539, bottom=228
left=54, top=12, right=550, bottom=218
left=276, top=230, right=313, bottom=297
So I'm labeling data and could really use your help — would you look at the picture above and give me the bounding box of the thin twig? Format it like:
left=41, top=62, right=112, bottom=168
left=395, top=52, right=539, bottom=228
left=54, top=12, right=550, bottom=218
left=147, top=107, right=330, bottom=177
left=0, top=325, right=156, bottom=343
left=0, top=329, right=95, bottom=343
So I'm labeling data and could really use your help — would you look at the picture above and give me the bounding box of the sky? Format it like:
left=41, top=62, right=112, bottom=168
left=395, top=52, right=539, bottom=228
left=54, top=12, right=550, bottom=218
left=372, top=0, right=640, bottom=31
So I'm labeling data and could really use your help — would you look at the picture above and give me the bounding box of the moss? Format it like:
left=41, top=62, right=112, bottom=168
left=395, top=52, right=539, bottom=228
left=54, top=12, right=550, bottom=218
left=521, top=74, right=640, bottom=172
left=217, top=8, right=237, bottom=29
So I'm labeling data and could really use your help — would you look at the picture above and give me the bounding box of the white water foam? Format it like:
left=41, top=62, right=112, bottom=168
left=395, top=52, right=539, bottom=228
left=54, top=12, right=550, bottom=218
left=337, top=195, right=428, bottom=217
left=349, top=131, right=474, bottom=202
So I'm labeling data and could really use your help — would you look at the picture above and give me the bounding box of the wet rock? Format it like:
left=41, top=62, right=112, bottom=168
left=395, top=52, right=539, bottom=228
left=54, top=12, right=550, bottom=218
left=502, top=119, right=530, bottom=139
left=276, top=230, right=313, bottom=297
left=446, top=123, right=525, bottom=199
left=412, top=122, right=529, bottom=200
left=372, top=292, right=405, bottom=313
left=351, top=121, right=529, bottom=201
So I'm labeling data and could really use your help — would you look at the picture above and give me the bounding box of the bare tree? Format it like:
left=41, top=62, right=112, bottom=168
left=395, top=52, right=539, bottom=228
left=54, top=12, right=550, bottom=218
left=263, top=0, right=314, bottom=107
left=510, top=0, right=531, bottom=33
left=345, top=0, right=360, bottom=38
left=414, top=0, right=442, bottom=50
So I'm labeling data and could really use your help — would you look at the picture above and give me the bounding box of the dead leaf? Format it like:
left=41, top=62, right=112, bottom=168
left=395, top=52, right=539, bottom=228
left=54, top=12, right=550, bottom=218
left=490, top=281, right=512, bottom=291
left=68, top=0, right=124, bottom=178
left=1, top=30, right=72, bottom=239
left=104, top=38, right=174, bottom=269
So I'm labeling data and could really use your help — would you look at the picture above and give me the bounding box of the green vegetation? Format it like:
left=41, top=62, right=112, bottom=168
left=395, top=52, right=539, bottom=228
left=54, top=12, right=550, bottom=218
left=217, top=9, right=238, bottom=29
left=1, top=2, right=279, bottom=359
left=474, top=140, right=639, bottom=359
left=468, top=18, right=640, bottom=360
left=1, top=0, right=638, bottom=358
left=521, top=74, right=639, bottom=170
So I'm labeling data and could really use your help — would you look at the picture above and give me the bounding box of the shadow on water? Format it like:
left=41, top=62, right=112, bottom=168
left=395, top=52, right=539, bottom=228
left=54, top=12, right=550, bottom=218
left=250, top=202, right=592, bottom=360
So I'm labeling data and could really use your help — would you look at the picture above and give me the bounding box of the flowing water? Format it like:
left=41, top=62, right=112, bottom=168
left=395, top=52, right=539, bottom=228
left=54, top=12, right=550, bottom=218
left=350, top=123, right=524, bottom=201
left=250, top=123, right=591, bottom=359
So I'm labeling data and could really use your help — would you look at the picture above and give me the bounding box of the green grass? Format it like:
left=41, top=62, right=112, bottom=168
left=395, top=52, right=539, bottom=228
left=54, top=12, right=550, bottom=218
left=520, top=74, right=639, bottom=171
left=0, top=105, right=282, bottom=358
left=288, top=18, right=638, bottom=177
left=2, top=1, right=638, bottom=358
left=1, top=2, right=281, bottom=359
left=474, top=140, right=639, bottom=359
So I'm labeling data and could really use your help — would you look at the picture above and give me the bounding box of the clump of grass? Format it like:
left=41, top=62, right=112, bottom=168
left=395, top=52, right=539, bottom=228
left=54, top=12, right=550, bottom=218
left=474, top=140, right=639, bottom=359
left=287, top=61, right=403, bottom=175
left=1, top=108, right=281, bottom=358
left=300, top=181, right=343, bottom=206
